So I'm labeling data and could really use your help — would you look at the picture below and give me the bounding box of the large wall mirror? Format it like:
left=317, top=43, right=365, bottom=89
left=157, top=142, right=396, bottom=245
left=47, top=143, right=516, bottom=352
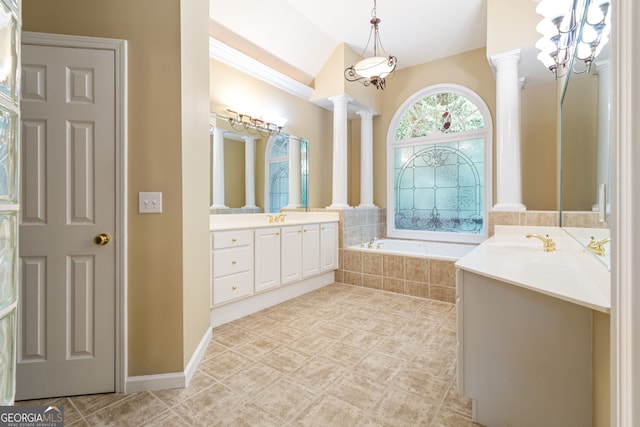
left=209, top=115, right=309, bottom=214
left=559, top=0, right=611, bottom=267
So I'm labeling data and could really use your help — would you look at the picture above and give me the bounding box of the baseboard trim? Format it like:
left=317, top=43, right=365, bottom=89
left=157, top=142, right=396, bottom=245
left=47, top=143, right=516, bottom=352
left=125, top=327, right=212, bottom=393
left=184, top=326, right=212, bottom=386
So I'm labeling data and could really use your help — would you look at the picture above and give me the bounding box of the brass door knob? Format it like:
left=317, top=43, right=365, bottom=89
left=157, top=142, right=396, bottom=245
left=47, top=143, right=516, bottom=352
left=94, top=233, right=111, bottom=245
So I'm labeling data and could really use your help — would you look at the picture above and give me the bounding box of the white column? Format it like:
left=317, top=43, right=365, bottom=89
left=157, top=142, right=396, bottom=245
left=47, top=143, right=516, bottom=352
left=242, top=135, right=257, bottom=209
left=286, top=136, right=302, bottom=208
left=491, top=49, right=526, bottom=211
left=356, top=110, right=376, bottom=208
left=210, top=127, right=228, bottom=209
left=328, top=94, right=353, bottom=209
left=594, top=60, right=611, bottom=214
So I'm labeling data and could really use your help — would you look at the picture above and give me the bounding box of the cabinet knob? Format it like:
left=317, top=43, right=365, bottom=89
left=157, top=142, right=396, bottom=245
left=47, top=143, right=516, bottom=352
left=303, top=229, right=307, bottom=233
left=232, top=285, right=237, bottom=291
left=232, top=260, right=237, bottom=265
left=232, top=238, right=237, bottom=242
left=276, top=232, right=280, bottom=236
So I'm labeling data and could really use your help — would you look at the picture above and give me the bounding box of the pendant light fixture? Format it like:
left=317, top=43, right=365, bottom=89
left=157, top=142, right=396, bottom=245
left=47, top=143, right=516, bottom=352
left=344, top=0, right=397, bottom=90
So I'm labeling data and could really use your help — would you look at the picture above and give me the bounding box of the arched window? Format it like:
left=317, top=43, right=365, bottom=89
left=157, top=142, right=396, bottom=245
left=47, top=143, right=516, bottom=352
left=264, top=134, right=308, bottom=213
left=387, top=84, right=492, bottom=244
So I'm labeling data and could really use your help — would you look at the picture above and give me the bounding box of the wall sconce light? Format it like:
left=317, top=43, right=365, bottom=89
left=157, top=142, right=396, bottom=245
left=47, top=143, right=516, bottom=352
left=535, top=0, right=611, bottom=79
left=344, top=0, right=397, bottom=90
left=222, top=109, right=283, bottom=137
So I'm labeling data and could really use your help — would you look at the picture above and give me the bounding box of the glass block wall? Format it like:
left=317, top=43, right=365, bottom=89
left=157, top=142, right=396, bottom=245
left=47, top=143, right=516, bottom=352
left=0, top=0, right=20, bottom=405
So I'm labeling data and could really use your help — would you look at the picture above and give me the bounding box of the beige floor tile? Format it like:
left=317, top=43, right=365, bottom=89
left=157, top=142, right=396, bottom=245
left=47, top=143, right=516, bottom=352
left=84, top=392, right=168, bottom=427
left=288, top=357, right=346, bottom=391
left=392, top=366, right=450, bottom=399
left=201, top=340, right=229, bottom=361
left=258, top=323, right=307, bottom=343
left=431, top=408, right=485, bottom=427
left=287, top=332, right=337, bottom=356
left=353, top=352, right=405, bottom=383
left=151, top=370, right=217, bottom=407
left=340, top=329, right=384, bottom=351
left=325, top=371, right=388, bottom=411
left=215, top=402, right=285, bottom=427
left=172, top=382, right=241, bottom=426
left=142, top=410, right=192, bottom=427
left=68, top=393, right=130, bottom=417
left=293, top=394, right=365, bottom=427
left=260, top=346, right=309, bottom=373
left=219, top=362, right=282, bottom=397
left=371, top=387, right=437, bottom=426
left=211, top=325, right=258, bottom=348
left=312, top=321, right=353, bottom=340
left=233, top=335, right=281, bottom=359
left=250, top=376, right=318, bottom=422
left=318, top=341, right=369, bottom=367
left=38, top=284, right=469, bottom=426
left=374, top=336, right=422, bottom=361
left=198, top=350, right=255, bottom=380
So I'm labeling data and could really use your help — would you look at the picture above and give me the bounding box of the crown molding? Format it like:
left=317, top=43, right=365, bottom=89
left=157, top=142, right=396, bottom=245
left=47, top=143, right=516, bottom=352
left=209, top=37, right=313, bottom=101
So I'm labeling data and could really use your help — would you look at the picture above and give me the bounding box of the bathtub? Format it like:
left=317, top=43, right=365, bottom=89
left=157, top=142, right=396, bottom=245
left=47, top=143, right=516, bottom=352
left=348, top=238, right=476, bottom=261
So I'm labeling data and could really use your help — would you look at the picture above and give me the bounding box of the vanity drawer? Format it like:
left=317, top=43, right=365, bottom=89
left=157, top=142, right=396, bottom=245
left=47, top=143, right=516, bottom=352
left=213, top=246, right=253, bottom=278
left=213, top=271, right=253, bottom=305
left=212, top=229, right=253, bottom=250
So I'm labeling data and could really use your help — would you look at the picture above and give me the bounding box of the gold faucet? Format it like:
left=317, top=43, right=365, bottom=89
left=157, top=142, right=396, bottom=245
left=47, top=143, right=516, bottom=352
left=268, top=213, right=287, bottom=223
left=367, top=237, right=377, bottom=249
left=587, top=236, right=610, bottom=256
left=526, top=233, right=556, bottom=252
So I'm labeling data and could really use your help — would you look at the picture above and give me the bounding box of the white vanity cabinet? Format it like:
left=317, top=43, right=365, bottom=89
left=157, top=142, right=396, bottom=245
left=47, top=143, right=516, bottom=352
left=320, top=222, right=338, bottom=272
left=211, top=229, right=254, bottom=306
left=209, top=213, right=339, bottom=327
left=302, top=224, right=320, bottom=278
left=281, top=225, right=303, bottom=285
left=254, top=227, right=281, bottom=292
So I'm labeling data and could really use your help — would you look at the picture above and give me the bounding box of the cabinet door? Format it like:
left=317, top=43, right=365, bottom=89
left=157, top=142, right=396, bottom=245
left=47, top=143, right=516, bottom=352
left=302, top=224, right=320, bottom=278
left=320, top=222, right=338, bottom=272
left=281, top=226, right=302, bottom=285
left=255, top=227, right=281, bottom=292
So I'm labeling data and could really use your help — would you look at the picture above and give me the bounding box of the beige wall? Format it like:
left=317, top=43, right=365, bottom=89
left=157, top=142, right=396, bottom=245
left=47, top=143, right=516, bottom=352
left=210, top=59, right=335, bottom=209
left=179, top=0, right=212, bottom=369
left=522, top=80, right=559, bottom=209
left=486, top=0, right=540, bottom=58
left=23, top=0, right=211, bottom=376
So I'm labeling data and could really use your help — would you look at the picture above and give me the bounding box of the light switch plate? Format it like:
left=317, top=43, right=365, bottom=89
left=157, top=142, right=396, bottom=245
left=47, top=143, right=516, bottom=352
left=139, top=192, right=162, bottom=213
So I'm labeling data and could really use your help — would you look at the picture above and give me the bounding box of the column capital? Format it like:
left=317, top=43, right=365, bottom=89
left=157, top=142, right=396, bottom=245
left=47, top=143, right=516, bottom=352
left=328, top=93, right=354, bottom=106
left=241, top=135, right=257, bottom=143
left=490, top=49, right=522, bottom=68
left=356, top=110, right=375, bottom=120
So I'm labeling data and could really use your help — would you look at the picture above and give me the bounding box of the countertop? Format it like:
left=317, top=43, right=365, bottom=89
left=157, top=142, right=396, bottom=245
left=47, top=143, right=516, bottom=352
left=455, top=225, right=611, bottom=313
left=210, top=211, right=340, bottom=231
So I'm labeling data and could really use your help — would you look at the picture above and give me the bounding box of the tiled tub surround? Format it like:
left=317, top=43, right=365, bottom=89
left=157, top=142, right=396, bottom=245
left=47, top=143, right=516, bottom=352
left=338, top=249, right=460, bottom=303
left=334, top=208, right=465, bottom=303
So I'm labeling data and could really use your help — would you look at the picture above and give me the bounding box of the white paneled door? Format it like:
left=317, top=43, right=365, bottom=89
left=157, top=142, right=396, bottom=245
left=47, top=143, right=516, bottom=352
left=17, top=43, right=116, bottom=399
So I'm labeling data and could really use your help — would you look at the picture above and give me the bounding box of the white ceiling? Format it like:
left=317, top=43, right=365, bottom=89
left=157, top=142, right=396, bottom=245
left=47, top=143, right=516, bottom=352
left=210, top=0, right=489, bottom=86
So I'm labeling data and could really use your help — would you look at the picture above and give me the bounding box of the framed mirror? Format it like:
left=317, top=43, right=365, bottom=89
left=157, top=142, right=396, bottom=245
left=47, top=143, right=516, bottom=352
left=209, top=115, right=309, bottom=214
left=559, top=0, right=611, bottom=267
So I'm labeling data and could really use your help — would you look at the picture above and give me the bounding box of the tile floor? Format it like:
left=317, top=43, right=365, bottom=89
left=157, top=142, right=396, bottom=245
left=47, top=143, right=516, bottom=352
left=17, top=283, right=483, bottom=426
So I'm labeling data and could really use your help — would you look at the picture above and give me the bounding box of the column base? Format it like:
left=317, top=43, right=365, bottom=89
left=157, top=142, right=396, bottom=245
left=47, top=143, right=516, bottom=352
left=356, top=204, right=377, bottom=209
left=210, top=204, right=229, bottom=209
left=492, top=203, right=526, bottom=211
left=327, top=204, right=352, bottom=209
